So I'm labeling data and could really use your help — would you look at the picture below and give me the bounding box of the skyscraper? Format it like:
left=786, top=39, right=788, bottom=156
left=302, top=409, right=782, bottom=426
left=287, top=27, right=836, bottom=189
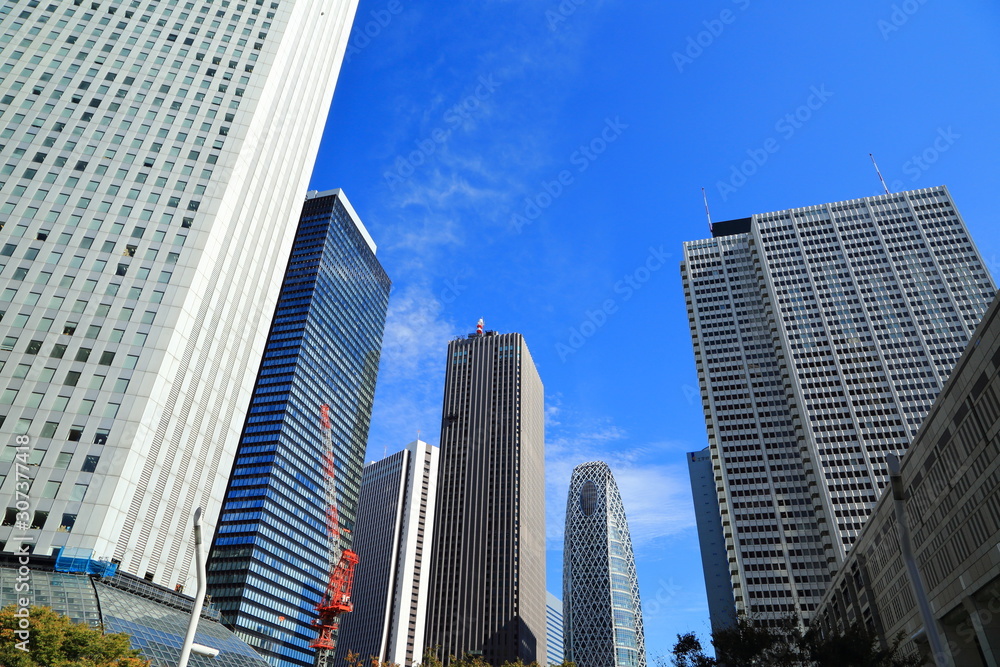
left=563, top=461, right=646, bottom=667
left=205, top=189, right=391, bottom=667
left=812, top=291, right=1000, bottom=663
left=335, top=439, right=440, bottom=667
left=687, top=447, right=736, bottom=633
left=425, top=328, right=547, bottom=666
left=546, top=592, right=565, bottom=666
left=0, top=0, right=361, bottom=590
left=682, top=186, right=995, bottom=624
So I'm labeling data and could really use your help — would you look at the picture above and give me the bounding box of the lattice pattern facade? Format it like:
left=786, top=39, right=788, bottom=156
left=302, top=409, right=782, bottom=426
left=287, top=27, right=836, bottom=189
left=563, top=461, right=646, bottom=667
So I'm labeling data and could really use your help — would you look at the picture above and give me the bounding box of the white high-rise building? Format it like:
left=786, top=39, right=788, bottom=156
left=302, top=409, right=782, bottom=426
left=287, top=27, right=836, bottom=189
left=0, top=0, right=360, bottom=590
left=682, top=186, right=996, bottom=624
left=334, top=440, right=440, bottom=667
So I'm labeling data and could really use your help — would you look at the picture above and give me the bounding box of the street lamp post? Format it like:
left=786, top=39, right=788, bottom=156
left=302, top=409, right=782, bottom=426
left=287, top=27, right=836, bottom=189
left=886, top=453, right=947, bottom=666
left=178, top=507, right=215, bottom=667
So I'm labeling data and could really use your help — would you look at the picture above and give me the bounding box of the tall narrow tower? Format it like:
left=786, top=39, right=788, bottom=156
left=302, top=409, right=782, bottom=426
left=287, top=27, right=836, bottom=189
left=205, top=190, right=390, bottom=667
left=0, top=0, right=362, bottom=590
left=424, top=327, right=547, bottom=665
left=334, top=439, right=440, bottom=667
left=563, top=461, right=646, bottom=667
left=682, top=186, right=996, bottom=624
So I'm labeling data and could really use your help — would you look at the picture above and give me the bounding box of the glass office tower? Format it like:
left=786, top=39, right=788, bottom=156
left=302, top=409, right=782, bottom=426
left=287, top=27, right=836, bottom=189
left=335, top=440, right=440, bottom=667
left=687, top=447, right=737, bottom=634
left=205, top=189, right=390, bottom=667
left=546, top=592, right=565, bottom=666
left=563, top=461, right=646, bottom=667
left=0, top=0, right=361, bottom=590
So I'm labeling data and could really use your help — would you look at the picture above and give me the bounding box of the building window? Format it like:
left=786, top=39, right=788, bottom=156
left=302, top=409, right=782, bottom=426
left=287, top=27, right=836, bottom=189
left=82, top=455, right=99, bottom=472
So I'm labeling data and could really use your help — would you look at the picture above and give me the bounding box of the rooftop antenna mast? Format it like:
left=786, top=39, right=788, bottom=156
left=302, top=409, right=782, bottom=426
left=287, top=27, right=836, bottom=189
left=869, top=153, right=890, bottom=195
left=702, top=187, right=713, bottom=233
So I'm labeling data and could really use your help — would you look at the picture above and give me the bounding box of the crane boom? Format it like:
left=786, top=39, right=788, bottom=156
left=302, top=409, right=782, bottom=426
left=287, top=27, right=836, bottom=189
left=311, top=404, right=358, bottom=667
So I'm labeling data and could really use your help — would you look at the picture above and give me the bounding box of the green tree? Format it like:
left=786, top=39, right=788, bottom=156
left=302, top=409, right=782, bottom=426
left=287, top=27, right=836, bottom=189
left=343, top=650, right=401, bottom=667
left=799, top=623, right=920, bottom=667
left=669, top=632, right=715, bottom=667
left=0, top=605, right=148, bottom=667
left=667, top=614, right=921, bottom=667
left=414, top=647, right=575, bottom=667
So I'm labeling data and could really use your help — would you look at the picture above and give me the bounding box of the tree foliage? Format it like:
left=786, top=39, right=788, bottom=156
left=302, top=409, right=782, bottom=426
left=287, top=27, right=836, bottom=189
left=0, top=605, right=148, bottom=667
left=666, top=615, right=921, bottom=667
left=344, top=651, right=402, bottom=667
left=345, top=646, right=576, bottom=667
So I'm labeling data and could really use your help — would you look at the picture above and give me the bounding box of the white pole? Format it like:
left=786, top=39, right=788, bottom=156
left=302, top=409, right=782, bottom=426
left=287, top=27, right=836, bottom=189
left=178, top=507, right=207, bottom=667
left=886, top=454, right=947, bottom=665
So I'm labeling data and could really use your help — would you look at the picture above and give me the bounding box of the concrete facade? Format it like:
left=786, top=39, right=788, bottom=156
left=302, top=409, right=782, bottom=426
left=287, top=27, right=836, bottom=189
left=0, top=0, right=360, bottom=590
left=335, top=440, right=440, bottom=667
left=424, top=330, right=547, bottom=666
left=813, top=293, right=1000, bottom=665
left=682, top=186, right=996, bottom=624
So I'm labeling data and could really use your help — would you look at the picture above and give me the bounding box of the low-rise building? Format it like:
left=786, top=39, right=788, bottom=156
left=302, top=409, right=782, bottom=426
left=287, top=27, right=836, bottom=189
left=0, top=552, right=268, bottom=667
left=812, top=294, right=1000, bottom=664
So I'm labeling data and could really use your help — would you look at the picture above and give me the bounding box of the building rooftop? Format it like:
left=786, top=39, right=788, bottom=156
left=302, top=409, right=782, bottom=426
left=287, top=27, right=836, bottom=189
left=305, top=188, right=377, bottom=254
left=710, top=217, right=752, bottom=237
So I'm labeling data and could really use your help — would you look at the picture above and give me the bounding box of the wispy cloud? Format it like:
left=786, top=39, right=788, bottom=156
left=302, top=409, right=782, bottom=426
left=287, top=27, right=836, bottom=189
left=366, top=283, right=458, bottom=457
left=366, top=0, right=613, bottom=262
left=545, top=407, right=696, bottom=549
left=396, top=166, right=508, bottom=212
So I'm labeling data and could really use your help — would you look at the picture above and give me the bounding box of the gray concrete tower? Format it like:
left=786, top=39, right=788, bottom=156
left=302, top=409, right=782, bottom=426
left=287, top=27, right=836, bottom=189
left=425, top=329, right=546, bottom=665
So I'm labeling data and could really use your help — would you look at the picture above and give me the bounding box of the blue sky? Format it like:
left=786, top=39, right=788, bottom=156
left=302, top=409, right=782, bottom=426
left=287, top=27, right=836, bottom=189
left=308, top=0, right=1000, bottom=659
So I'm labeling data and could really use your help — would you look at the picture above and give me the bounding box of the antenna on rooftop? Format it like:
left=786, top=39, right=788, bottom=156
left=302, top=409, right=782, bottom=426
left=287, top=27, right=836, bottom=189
left=869, top=153, right=890, bottom=195
left=702, top=187, right=713, bottom=233
left=476, top=318, right=484, bottom=336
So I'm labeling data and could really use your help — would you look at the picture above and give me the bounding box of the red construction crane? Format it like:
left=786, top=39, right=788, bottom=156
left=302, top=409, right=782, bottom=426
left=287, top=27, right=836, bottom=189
left=311, top=404, right=359, bottom=667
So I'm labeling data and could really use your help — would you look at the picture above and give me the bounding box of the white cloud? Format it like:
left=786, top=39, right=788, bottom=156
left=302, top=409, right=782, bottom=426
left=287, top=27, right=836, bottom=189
left=366, top=283, right=458, bottom=457
left=545, top=413, right=696, bottom=549
left=395, top=166, right=507, bottom=214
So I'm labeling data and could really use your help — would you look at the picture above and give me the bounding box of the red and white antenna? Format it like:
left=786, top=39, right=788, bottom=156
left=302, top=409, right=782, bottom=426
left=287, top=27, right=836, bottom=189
left=476, top=318, right=484, bottom=336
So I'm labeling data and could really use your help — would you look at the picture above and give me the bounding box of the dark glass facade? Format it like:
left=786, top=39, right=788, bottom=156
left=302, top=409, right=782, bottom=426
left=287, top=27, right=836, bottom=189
left=333, top=449, right=407, bottom=665
left=425, top=332, right=547, bottom=666
left=205, top=191, right=391, bottom=667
